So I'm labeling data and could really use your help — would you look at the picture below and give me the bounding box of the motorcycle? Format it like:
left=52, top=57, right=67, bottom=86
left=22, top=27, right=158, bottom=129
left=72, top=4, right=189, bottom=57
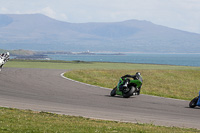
left=110, top=72, right=143, bottom=98
left=0, top=52, right=10, bottom=71
left=189, top=91, right=200, bottom=108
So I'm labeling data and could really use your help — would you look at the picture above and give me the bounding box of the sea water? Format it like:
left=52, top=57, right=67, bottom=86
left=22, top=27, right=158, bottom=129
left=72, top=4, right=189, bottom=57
left=47, top=53, right=200, bottom=67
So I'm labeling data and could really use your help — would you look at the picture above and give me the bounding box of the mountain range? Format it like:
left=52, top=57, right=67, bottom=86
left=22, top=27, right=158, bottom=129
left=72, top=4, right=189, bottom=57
left=0, top=14, right=200, bottom=53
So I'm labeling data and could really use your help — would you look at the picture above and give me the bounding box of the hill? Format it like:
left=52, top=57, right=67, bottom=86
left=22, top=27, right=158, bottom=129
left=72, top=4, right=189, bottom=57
left=0, top=14, right=200, bottom=53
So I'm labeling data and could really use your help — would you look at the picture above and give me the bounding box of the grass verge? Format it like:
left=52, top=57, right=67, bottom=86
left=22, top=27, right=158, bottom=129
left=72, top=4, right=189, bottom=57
left=5, top=59, right=200, bottom=70
left=64, top=69, right=200, bottom=100
left=0, top=107, right=199, bottom=133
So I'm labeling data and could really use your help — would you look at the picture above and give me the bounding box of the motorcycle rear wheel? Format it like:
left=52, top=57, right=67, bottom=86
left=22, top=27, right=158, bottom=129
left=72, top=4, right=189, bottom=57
left=189, top=96, right=198, bottom=108
left=123, top=86, right=135, bottom=98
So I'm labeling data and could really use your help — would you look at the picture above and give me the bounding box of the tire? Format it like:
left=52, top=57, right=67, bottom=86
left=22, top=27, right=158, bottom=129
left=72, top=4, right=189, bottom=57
left=123, top=86, right=135, bottom=98
left=189, top=96, right=198, bottom=108
left=110, top=87, right=117, bottom=96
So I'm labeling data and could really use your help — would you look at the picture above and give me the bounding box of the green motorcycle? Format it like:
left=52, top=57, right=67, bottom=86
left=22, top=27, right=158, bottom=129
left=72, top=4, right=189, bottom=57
left=110, top=72, right=143, bottom=98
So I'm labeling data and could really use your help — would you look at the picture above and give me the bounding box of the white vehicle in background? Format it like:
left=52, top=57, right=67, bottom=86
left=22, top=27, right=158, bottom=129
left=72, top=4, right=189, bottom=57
left=0, top=52, right=10, bottom=71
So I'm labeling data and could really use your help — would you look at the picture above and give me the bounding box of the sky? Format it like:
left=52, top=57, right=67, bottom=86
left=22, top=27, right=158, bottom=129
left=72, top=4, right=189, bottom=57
left=0, top=0, right=200, bottom=34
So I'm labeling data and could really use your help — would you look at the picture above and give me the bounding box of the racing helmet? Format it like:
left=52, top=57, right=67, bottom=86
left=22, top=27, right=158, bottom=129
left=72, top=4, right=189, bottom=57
left=136, top=72, right=141, bottom=76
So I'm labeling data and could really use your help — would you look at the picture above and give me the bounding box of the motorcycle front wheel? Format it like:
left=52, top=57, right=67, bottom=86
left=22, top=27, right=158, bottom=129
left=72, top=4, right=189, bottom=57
left=189, top=96, right=198, bottom=108
left=110, top=87, right=117, bottom=96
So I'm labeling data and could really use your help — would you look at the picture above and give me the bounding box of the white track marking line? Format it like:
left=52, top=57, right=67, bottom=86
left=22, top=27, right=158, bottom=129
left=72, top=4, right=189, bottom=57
left=60, top=72, right=110, bottom=90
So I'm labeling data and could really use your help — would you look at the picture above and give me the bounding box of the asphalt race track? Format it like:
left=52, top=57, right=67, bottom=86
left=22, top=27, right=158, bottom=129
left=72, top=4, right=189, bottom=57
left=0, top=68, right=200, bottom=129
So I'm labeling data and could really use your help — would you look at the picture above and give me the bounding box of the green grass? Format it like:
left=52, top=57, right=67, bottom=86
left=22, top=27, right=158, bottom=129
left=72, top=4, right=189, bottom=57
left=64, top=69, right=200, bottom=100
left=5, top=59, right=200, bottom=70
left=3, top=60, right=200, bottom=132
left=0, top=107, right=199, bottom=133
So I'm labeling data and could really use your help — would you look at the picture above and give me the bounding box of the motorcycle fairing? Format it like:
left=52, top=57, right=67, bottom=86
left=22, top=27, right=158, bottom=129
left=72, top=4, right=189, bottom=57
left=196, top=91, right=200, bottom=106
left=129, top=79, right=142, bottom=88
left=116, top=78, right=124, bottom=95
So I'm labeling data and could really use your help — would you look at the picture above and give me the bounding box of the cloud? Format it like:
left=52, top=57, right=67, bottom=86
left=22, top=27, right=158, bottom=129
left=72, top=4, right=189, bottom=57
left=1, top=7, right=8, bottom=12
left=40, top=7, right=57, bottom=19
left=34, top=7, right=68, bottom=21
left=0, top=7, right=9, bottom=13
left=60, top=13, right=68, bottom=21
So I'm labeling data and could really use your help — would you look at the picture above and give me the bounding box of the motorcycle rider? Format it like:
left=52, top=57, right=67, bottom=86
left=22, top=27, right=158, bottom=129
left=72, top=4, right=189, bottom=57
left=119, top=72, right=142, bottom=95
left=0, top=52, right=9, bottom=71
left=121, top=72, right=141, bottom=80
